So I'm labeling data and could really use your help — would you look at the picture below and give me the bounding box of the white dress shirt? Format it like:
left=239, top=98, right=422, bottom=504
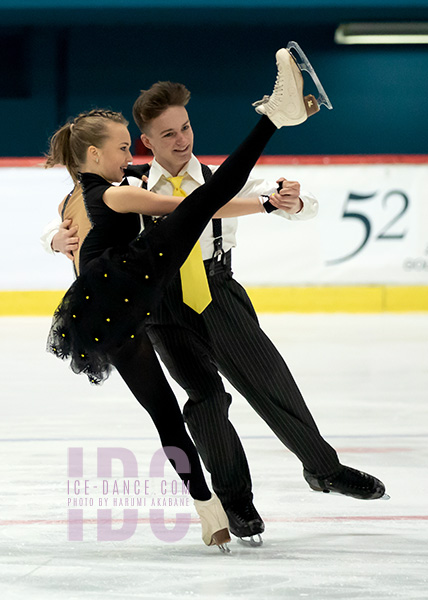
left=40, top=154, right=318, bottom=260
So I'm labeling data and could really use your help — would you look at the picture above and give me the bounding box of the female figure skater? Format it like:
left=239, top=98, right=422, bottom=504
left=45, top=46, right=328, bottom=551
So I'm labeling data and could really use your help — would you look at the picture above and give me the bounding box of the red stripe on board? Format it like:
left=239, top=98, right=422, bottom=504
left=1, top=155, right=428, bottom=168
left=0, top=158, right=46, bottom=167
left=1, top=515, right=427, bottom=526
left=197, top=155, right=428, bottom=166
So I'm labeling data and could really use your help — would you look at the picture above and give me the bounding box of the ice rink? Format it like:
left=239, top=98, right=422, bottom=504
left=1, top=313, right=427, bottom=599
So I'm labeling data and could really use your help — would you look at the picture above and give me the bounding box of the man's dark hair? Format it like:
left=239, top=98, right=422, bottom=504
left=132, top=81, right=191, bottom=133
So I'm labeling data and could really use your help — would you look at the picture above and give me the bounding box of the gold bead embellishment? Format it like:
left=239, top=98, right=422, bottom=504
left=145, top=275, right=149, bottom=279
left=146, top=312, right=150, bottom=316
left=86, top=296, right=90, bottom=300
left=104, top=273, right=108, bottom=278
left=72, top=314, right=76, bottom=318
left=94, top=337, right=99, bottom=342
left=159, top=253, right=163, bottom=257
left=124, top=298, right=129, bottom=303
left=123, top=260, right=127, bottom=264
left=106, top=318, right=111, bottom=322
left=81, top=353, right=85, bottom=358
left=62, top=333, right=66, bottom=338
left=130, top=334, right=135, bottom=339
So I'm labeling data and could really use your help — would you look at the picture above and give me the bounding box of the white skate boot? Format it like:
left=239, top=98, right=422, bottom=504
left=194, top=493, right=231, bottom=553
left=253, top=41, right=333, bottom=128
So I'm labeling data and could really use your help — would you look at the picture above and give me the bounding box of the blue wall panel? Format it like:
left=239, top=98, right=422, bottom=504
left=2, top=1, right=427, bottom=8
left=1, top=3, right=428, bottom=156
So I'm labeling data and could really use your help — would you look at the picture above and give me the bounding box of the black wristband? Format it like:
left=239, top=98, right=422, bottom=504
left=260, top=195, right=278, bottom=213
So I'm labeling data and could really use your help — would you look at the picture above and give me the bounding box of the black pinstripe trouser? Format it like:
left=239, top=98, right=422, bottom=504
left=146, top=253, right=341, bottom=509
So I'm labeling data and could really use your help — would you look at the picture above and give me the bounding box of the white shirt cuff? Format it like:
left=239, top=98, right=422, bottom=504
left=274, top=191, right=319, bottom=221
left=40, top=217, right=61, bottom=254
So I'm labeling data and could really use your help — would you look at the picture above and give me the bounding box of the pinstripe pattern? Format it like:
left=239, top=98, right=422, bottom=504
left=147, top=263, right=340, bottom=508
left=204, top=273, right=340, bottom=473
left=133, top=115, right=341, bottom=507
left=148, top=311, right=253, bottom=507
left=112, top=328, right=212, bottom=501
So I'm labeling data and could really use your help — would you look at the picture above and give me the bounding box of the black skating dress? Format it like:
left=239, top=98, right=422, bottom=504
left=47, top=116, right=277, bottom=384
left=47, top=172, right=181, bottom=384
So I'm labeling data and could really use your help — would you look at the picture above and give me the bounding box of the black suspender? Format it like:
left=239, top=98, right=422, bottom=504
left=199, top=164, right=226, bottom=276
left=125, top=162, right=225, bottom=273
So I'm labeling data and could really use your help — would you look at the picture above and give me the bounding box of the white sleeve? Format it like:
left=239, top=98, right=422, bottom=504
left=273, top=190, right=319, bottom=221
left=235, top=175, right=276, bottom=198
left=40, top=217, right=61, bottom=254
left=232, top=174, right=319, bottom=221
left=210, top=168, right=319, bottom=221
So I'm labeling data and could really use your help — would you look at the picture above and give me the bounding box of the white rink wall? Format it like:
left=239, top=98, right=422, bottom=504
left=1, top=162, right=428, bottom=291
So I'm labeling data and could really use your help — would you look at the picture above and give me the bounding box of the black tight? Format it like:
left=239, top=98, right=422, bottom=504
left=112, top=329, right=212, bottom=500
left=112, top=115, right=277, bottom=500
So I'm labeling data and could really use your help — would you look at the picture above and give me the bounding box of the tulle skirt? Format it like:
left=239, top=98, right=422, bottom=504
left=47, top=234, right=168, bottom=384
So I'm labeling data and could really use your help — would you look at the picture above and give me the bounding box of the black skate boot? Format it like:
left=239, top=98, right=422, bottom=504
left=303, top=465, right=388, bottom=500
left=225, top=500, right=265, bottom=546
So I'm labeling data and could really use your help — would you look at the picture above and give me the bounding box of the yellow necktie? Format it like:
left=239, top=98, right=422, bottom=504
left=167, top=176, right=212, bottom=314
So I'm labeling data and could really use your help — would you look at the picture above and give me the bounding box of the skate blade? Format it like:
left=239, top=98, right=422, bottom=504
left=286, top=41, right=333, bottom=110
left=309, top=488, right=390, bottom=500
left=217, top=542, right=231, bottom=554
left=211, top=527, right=232, bottom=551
left=237, top=534, right=263, bottom=547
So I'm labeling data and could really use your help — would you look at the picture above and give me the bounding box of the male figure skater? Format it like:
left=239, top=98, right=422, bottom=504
left=42, top=47, right=386, bottom=543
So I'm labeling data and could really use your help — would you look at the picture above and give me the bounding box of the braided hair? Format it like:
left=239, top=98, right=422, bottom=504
left=45, top=109, right=129, bottom=183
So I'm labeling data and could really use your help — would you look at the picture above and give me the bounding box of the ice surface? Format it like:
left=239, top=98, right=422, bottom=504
left=0, top=314, right=427, bottom=599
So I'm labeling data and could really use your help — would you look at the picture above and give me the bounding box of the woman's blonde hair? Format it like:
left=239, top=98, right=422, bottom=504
left=45, top=109, right=128, bottom=183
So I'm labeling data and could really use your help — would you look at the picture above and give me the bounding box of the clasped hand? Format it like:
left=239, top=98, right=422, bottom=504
left=268, top=178, right=303, bottom=214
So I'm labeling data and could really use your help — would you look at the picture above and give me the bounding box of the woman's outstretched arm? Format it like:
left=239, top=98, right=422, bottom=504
left=103, top=185, right=181, bottom=215
left=103, top=184, right=269, bottom=218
